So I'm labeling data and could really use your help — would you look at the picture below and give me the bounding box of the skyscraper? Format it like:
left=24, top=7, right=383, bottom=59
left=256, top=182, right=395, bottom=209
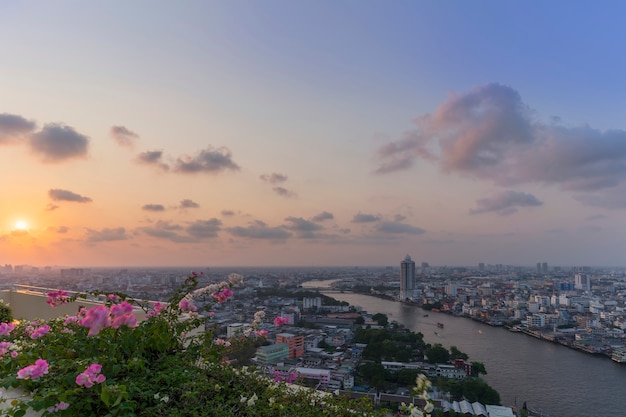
left=400, top=255, right=416, bottom=301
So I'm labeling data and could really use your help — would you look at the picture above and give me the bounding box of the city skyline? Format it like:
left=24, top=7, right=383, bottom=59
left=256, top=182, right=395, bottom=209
left=2, top=2, right=626, bottom=268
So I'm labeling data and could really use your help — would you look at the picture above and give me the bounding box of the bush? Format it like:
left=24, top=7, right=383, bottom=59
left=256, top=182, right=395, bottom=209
left=0, top=302, right=11, bottom=324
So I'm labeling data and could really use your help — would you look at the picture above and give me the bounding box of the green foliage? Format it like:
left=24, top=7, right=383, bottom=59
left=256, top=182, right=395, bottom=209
left=436, top=377, right=501, bottom=405
left=371, top=313, right=388, bottom=326
left=357, top=362, right=388, bottom=391
left=0, top=302, right=12, bottom=323
left=354, top=327, right=426, bottom=362
left=425, top=344, right=450, bottom=364
left=470, top=361, right=487, bottom=376
left=449, top=346, right=468, bottom=361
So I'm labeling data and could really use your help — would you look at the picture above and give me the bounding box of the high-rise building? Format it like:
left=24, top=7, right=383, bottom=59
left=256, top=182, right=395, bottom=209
left=542, top=262, right=548, bottom=274
left=478, top=263, right=485, bottom=271
left=400, top=255, right=416, bottom=300
left=574, top=274, right=591, bottom=291
left=536, top=263, right=541, bottom=274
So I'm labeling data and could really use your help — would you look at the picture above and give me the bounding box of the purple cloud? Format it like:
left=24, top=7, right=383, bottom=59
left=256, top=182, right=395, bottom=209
left=226, top=220, right=291, bottom=240
left=142, top=204, right=165, bottom=212
left=0, top=113, right=36, bottom=143
left=376, top=221, right=426, bottom=235
left=29, top=124, right=89, bottom=162
left=135, top=150, right=169, bottom=171
left=470, top=190, right=543, bottom=215
left=272, top=186, right=297, bottom=198
left=352, top=213, right=381, bottom=223
left=260, top=173, right=288, bottom=184
left=312, top=211, right=334, bottom=222
left=48, top=189, right=92, bottom=203
left=173, top=146, right=239, bottom=174
left=179, top=199, right=200, bottom=209
left=374, top=83, right=626, bottom=203
left=110, top=126, right=139, bottom=148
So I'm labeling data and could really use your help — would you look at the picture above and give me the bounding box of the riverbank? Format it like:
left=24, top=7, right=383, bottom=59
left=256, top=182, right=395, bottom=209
left=318, top=290, right=626, bottom=417
left=361, top=291, right=622, bottom=364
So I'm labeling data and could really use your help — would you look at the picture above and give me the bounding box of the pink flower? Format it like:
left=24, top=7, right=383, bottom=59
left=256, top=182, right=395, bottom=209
left=76, top=363, right=106, bottom=388
left=0, top=341, right=11, bottom=356
left=64, top=316, right=79, bottom=325
left=254, top=329, right=269, bottom=337
left=0, top=322, right=15, bottom=336
left=47, top=402, right=70, bottom=413
left=46, top=290, right=69, bottom=307
left=111, top=313, right=137, bottom=329
left=212, top=288, right=234, bottom=303
left=273, top=316, right=290, bottom=326
left=178, top=298, right=197, bottom=313
left=107, top=294, right=121, bottom=303
left=147, top=302, right=167, bottom=318
left=110, top=301, right=133, bottom=318
left=17, top=359, right=49, bottom=380
left=29, top=325, right=50, bottom=339
left=79, top=306, right=110, bottom=336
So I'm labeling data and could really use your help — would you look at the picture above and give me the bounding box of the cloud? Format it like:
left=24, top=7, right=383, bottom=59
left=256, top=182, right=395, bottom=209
left=56, top=226, right=69, bottom=234
left=272, top=186, right=297, bottom=198
left=585, top=214, right=607, bottom=221
left=85, top=227, right=128, bottom=242
left=45, top=203, right=59, bottom=211
left=226, top=220, right=291, bottom=240
left=352, top=213, right=381, bottom=223
left=110, top=125, right=139, bottom=148
left=140, top=221, right=196, bottom=243
left=312, top=211, right=334, bottom=222
left=48, top=189, right=92, bottom=203
left=179, top=199, right=200, bottom=209
left=173, top=146, right=240, bottom=174
left=260, top=173, right=288, bottom=184
left=221, top=210, right=236, bottom=217
left=142, top=204, right=165, bottom=212
left=186, top=219, right=222, bottom=238
left=29, top=124, right=89, bottom=162
left=394, top=214, right=407, bottom=222
left=375, top=221, right=426, bottom=235
left=470, top=190, right=543, bottom=215
left=374, top=83, right=626, bottom=199
left=0, top=113, right=36, bottom=143
left=284, top=216, right=324, bottom=238
left=135, top=150, right=169, bottom=171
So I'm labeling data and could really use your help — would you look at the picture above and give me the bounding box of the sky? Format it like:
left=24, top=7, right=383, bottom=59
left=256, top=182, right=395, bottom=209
left=2, top=1, right=626, bottom=268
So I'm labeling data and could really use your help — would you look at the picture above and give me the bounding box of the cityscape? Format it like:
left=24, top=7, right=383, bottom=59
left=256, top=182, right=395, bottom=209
left=2, top=2, right=626, bottom=417
left=2, top=258, right=626, bottom=416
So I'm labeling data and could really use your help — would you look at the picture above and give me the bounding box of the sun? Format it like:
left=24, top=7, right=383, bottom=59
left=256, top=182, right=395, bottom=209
left=14, top=220, right=28, bottom=231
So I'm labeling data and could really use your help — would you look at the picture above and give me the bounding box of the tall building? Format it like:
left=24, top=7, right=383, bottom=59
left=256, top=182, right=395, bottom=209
left=575, top=274, right=591, bottom=291
left=542, top=262, right=548, bottom=274
left=400, top=255, right=416, bottom=300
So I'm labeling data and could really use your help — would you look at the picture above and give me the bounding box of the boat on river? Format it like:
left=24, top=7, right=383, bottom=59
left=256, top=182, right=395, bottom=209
left=437, top=322, right=444, bottom=329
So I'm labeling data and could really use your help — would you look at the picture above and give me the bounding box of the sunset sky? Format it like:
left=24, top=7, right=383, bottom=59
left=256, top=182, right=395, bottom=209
left=2, top=1, right=626, bottom=268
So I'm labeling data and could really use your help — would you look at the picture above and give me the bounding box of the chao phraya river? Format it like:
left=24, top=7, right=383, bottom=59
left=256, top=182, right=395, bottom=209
left=303, top=280, right=626, bottom=417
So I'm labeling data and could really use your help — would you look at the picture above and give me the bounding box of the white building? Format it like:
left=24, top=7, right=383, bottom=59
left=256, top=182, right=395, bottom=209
left=575, top=274, right=591, bottom=291
left=400, top=255, right=416, bottom=301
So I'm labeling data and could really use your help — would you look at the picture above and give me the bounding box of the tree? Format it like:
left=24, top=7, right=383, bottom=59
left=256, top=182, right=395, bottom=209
left=372, top=313, right=388, bottom=326
left=0, top=302, right=12, bottom=323
left=358, top=362, right=388, bottom=391
left=450, top=346, right=468, bottom=361
left=471, top=361, right=487, bottom=376
left=425, top=344, right=450, bottom=364
left=354, top=316, right=365, bottom=325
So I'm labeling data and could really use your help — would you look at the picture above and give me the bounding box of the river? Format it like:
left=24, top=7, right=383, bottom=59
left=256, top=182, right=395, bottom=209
left=303, top=280, right=626, bottom=417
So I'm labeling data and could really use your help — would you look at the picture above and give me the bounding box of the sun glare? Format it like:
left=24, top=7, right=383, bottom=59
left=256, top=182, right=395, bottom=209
left=14, top=220, right=28, bottom=230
